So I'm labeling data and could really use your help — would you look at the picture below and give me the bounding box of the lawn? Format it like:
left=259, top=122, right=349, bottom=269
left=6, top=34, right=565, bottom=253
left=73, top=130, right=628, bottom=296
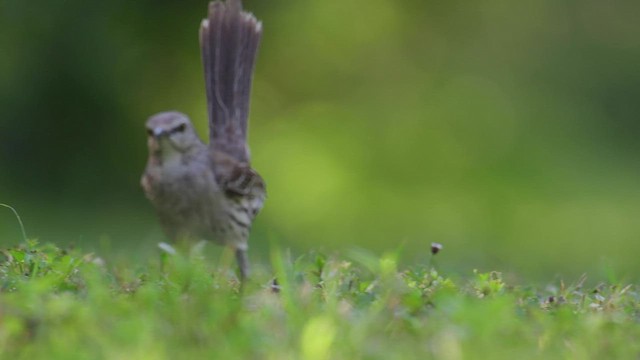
left=1, top=240, right=639, bottom=359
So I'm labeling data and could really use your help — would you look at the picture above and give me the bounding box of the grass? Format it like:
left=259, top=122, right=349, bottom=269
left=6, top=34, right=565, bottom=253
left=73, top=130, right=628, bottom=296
left=0, top=240, right=639, bottom=359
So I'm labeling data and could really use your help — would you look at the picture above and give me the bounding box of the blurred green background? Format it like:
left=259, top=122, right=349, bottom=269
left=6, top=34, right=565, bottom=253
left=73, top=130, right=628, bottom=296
left=1, top=0, right=639, bottom=281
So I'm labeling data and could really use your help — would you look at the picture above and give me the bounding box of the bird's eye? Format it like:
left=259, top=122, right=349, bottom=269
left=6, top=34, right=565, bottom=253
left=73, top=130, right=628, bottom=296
left=146, top=128, right=154, bottom=136
left=174, top=124, right=187, bottom=133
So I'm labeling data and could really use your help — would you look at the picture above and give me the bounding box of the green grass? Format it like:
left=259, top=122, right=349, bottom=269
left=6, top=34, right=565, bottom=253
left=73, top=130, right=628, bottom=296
left=1, top=240, right=639, bottom=359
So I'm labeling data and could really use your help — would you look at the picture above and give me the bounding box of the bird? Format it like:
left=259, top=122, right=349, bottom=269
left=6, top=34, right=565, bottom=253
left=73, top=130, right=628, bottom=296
left=141, top=0, right=265, bottom=280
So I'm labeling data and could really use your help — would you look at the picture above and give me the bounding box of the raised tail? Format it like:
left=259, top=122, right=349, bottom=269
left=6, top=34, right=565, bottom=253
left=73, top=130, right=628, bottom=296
left=200, top=0, right=262, bottom=162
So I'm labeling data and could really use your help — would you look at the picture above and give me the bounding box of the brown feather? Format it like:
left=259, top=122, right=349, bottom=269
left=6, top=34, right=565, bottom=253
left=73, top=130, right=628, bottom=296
left=200, top=0, right=262, bottom=163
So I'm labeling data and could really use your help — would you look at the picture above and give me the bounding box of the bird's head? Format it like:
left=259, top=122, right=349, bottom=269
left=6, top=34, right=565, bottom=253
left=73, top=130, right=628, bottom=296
left=145, top=111, right=203, bottom=157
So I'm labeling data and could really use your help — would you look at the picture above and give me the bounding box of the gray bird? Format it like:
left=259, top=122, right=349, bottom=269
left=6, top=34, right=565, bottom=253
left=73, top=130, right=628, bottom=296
left=141, top=0, right=265, bottom=280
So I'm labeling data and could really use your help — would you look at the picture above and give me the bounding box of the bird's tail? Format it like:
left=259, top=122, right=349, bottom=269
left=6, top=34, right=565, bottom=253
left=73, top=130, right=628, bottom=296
left=200, top=0, right=262, bottom=162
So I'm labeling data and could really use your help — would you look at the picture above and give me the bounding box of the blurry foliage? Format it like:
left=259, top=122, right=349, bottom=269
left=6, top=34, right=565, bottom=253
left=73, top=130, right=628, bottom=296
left=0, top=0, right=639, bottom=279
left=1, top=241, right=639, bottom=358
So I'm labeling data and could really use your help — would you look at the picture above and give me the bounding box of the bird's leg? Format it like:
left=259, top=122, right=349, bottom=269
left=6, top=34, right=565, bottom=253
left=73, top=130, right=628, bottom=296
left=235, top=248, right=250, bottom=282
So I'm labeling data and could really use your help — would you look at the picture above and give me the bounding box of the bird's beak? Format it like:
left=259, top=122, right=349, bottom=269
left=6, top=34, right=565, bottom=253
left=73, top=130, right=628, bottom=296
left=153, top=128, right=167, bottom=138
